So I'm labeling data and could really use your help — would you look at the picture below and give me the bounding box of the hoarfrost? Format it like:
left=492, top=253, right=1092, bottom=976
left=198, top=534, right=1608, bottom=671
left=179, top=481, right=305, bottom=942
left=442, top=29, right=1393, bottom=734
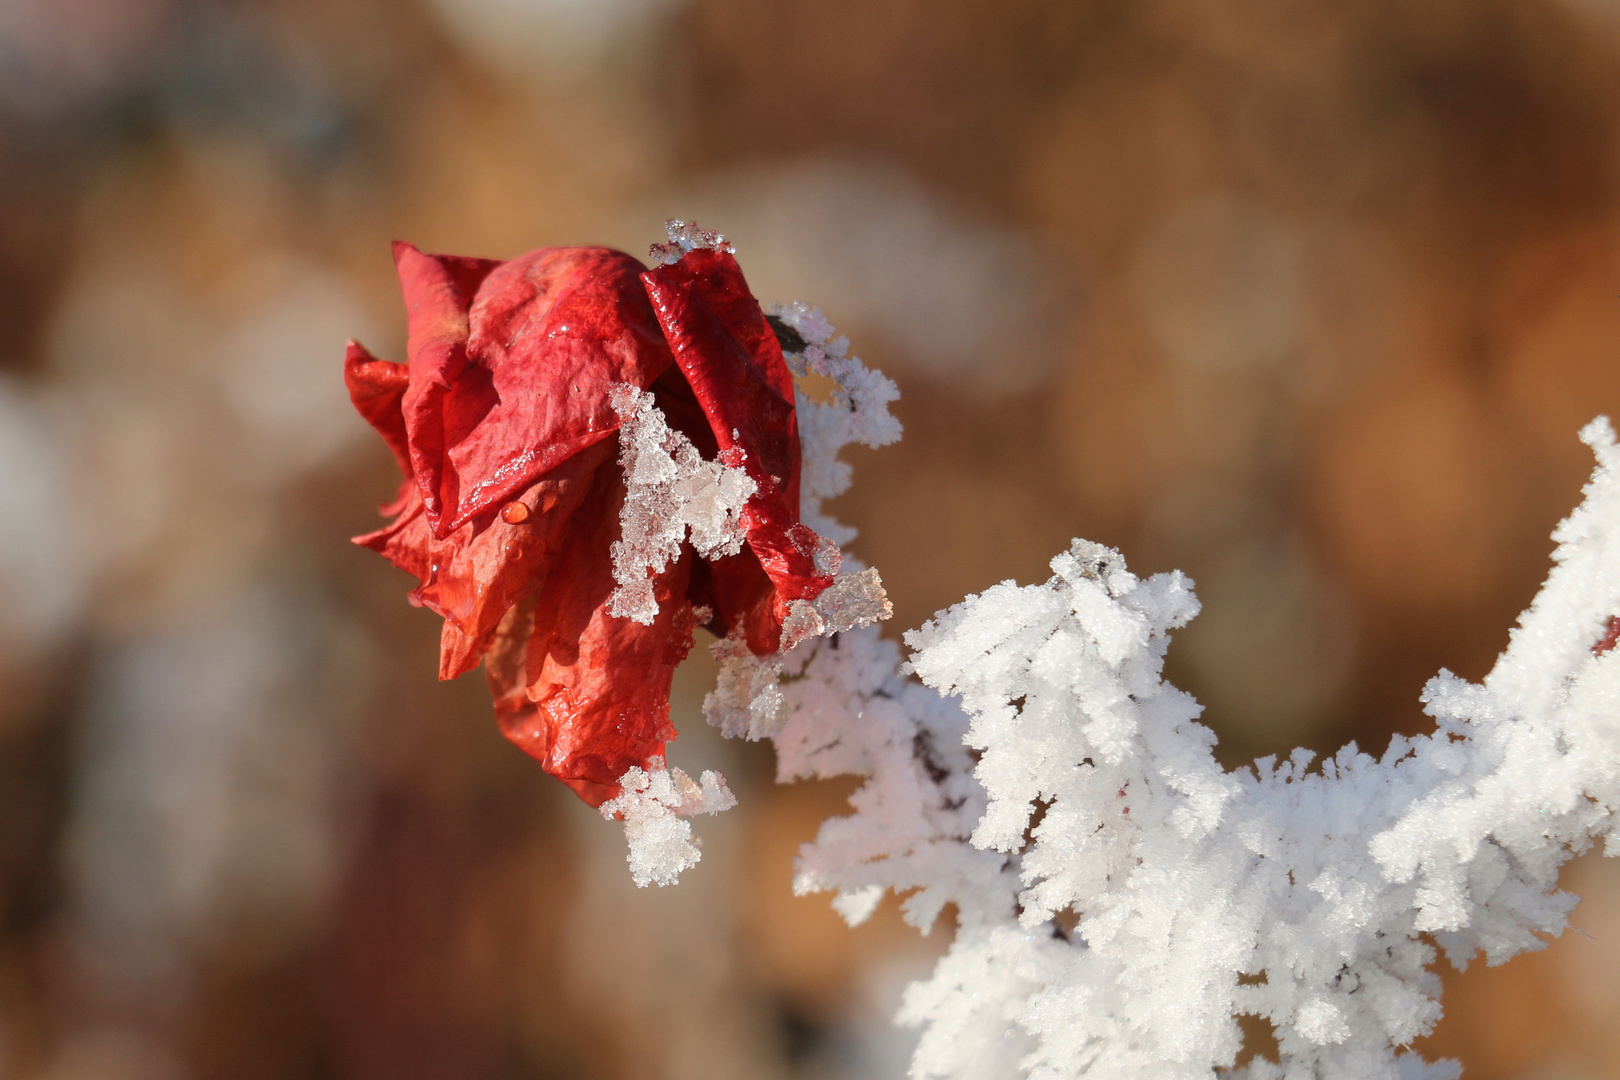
left=608, top=383, right=754, bottom=624
left=649, top=219, right=734, bottom=266
left=780, top=566, right=894, bottom=650
left=771, top=300, right=901, bottom=545
left=599, top=758, right=737, bottom=888
left=755, top=419, right=1620, bottom=1079
left=704, top=633, right=784, bottom=740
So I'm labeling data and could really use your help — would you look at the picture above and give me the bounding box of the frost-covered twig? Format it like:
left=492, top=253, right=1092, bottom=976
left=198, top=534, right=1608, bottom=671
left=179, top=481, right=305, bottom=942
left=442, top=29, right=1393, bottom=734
left=748, top=415, right=1620, bottom=1079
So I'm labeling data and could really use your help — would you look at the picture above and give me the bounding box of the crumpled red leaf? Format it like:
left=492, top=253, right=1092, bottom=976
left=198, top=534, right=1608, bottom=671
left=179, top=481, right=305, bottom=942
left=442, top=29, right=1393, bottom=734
left=343, top=340, right=412, bottom=478
left=350, top=238, right=830, bottom=805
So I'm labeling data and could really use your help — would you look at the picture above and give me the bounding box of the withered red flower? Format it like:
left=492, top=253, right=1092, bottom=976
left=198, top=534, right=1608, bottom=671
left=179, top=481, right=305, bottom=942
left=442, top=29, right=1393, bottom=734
left=347, top=237, right=831, bottom=805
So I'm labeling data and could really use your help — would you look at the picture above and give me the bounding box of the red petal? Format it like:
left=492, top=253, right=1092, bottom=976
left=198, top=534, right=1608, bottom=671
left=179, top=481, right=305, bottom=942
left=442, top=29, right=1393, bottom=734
left=648, top=362, right=719, bottom=459
left=353, top=440, right=617, bottom=680
left=640, top=249, right=831, bottom=644
left=353, top=483, right=431, bottom=585
left=427, top=439, right=616, bottom=679
left=712, top=552, right=783, bottom=654
left=395, top=244, right=675, bottom=538
left=343, top=340, right=412, bottom=478
left=394, top=243, right=502, bottom=532
left=490, top=469, right=696, bottom=805
left=486, top=594, right=635, bottom=806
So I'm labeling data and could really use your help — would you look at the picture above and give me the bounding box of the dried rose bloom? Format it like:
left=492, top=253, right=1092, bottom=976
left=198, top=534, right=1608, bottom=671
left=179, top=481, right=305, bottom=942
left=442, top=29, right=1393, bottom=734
left=346, top=237, right=831, bottom=804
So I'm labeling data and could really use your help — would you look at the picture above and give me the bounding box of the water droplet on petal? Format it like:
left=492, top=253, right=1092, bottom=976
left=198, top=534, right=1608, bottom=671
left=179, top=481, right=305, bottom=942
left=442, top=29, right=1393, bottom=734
left=501, top=501, right=531, bottom=524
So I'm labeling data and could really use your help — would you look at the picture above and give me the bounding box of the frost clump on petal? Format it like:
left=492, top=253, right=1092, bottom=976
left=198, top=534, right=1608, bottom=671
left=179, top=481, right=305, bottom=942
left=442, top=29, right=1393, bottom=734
left=780, top=566, right=895, bottom=650
left=648, top=219, right=735, bottom=265
left=608, top=384, right=755, bottom=624
left=599, top=758, right=737, bottom=888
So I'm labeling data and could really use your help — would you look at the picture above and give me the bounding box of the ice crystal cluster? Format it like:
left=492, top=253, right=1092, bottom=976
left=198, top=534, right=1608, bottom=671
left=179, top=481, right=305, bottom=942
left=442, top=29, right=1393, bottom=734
left=608, top=383, right=755, bottom=625
left=597, top=757, right=737, bottom=887
left=647, top=218, right=735, bottom=265
left=610, top=289, right=1620, bottom=1078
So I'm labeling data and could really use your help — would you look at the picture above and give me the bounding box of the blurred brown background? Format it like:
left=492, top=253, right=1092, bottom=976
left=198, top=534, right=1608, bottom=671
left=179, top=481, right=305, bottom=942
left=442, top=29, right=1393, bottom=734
left=1, top=0, right=1619, bottom=1077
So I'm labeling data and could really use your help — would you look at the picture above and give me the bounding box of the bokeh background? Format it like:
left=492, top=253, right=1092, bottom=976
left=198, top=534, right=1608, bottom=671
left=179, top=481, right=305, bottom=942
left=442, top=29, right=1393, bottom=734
left=2, top=0, right=1620, bottom=1077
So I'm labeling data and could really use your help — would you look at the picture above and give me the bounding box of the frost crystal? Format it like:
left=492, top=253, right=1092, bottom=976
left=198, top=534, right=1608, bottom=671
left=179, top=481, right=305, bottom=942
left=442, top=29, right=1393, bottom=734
left=648, top=219, right=735, bottom=266
left=770, top=301, right=901, bottom=545
left=608, top=383, right=755, bottom=624
left=781, top=566, right=895, bottom=650
left=704, top=633, right=785, bottom=740
left=599, top=758, right=737, bottom=888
